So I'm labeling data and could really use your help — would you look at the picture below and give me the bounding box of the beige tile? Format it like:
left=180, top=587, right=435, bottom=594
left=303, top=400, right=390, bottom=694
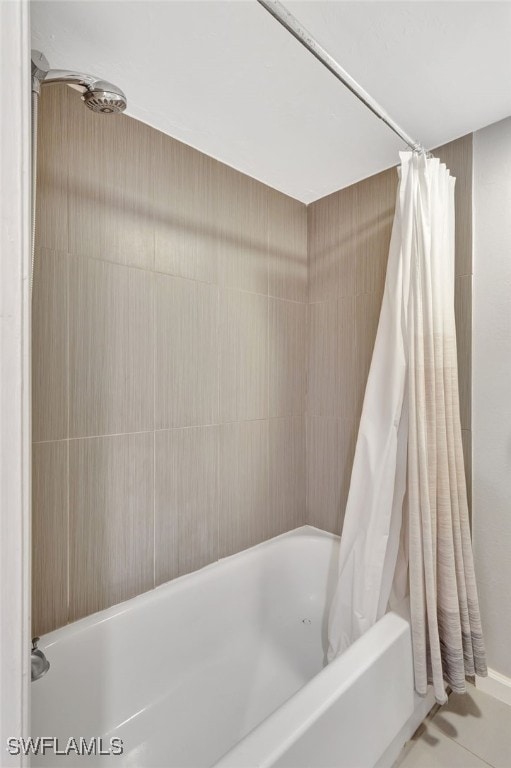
left=215, top=164, right=269, bottom=294
left=394, top=723, right=489, bottom=768
left=355, top=292, right=382, bottom=419
left=69, top=433, right=154, bottom=621
left=69, top=257, right=154, bottom=438
left=36, top=84, right=69, bottom=253
left=430, top=685, right=511, bottom=768
left=32, top=248, right=68, bottom=442
left=358, top=167, right=398, bottom=298
left=433, top=134, right=473, bottom=277
left=269, top=417, right=305, bottom=537
left=219, top=420, right=269, bottom=557
left=306, top=417, right=357, bottom=534
left=308, top=301, right=337, bottom=417
left=220, top=289, right=268, bottom=422
left=337, top=184, right=364, bottom=298
left=455, top=275, right=472, bottom=430
left=269, top=299, right=306, bottom=418
left=334, top=298, right=357, bottom=419
left=67, top=88, right=155, bottom=269
left=268, top=189, right=307, bottom=302
left=154, top=135, right=219, bottom=283
left=308, top=193, right=340, bottom=303
left=461, top=429, right=472, bottom=517
left=155, top=426, right=219, bottom=584
left=155, top=275, right=219, bottom=428
left=308, top=185, right=364, bottom=303
left=307, top=297, right=356, bottom=419
left=32, top=441, right=68, bottom=636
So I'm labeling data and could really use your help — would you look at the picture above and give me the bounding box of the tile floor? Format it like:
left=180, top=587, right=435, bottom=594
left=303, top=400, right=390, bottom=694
left=394, top=684, right=511, bottom=767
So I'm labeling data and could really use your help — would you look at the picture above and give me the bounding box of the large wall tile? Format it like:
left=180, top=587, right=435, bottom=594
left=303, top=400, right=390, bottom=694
left=434, top=134, right=473, bottom=277
left=215, top=164, right=269, bottom=295
left=36, top=85, right=69, bottom=253
left=269, top=417, right=305, bottom=537
left=307, top=297, right=356, bottom=419
left=268, top=189, right=307, bottom=302
left=154, top=136, right=219, bottom=284
left=308, top=301, right=337, bottom=417
left=269, top=299, right=306, bottom=418
left=306, top=416, right=357, bottom=535
left=358, top=168, right=398, bottom=298
left=220, top=289, right=268, bottom=422
left=219, top=420, right=269, bottom=557
left=69, top=433, right=154, bottom=621
left=155, top=426, right=219, bottom=585
left=32, top=441, right=68, bottom=635
left=455, top=274, right=472, bottom=430
left=155, top=276, right=219, bottom=428
left=67, top=89, right=155, bottom=269
left=32, top=248, right=68, bottom=442
left=308, top=193, right=340, bottom=303
left=69, top=257, right=154, bottom=438
left=308, top=185, right=364, bottom=302
left=354, top=292, right=382, bottom=419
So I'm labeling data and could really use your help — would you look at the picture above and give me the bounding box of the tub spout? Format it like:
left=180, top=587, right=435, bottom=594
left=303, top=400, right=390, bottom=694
left=31, top=637, right=50, bottom=681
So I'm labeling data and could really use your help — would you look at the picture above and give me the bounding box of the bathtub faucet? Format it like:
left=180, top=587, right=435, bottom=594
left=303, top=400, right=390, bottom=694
left=31, top=637, right=50, bottom=681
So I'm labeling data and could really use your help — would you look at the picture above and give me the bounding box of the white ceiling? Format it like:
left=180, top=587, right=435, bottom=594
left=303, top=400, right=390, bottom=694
left=31, top=1, right=511, bottom=203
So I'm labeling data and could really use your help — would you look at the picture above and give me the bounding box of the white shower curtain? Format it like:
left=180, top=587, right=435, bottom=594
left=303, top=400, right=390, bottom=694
left=327, top=152, right=487, bottom=704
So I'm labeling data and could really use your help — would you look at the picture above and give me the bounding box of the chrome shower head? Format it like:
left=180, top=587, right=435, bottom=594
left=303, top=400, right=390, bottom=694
left=81, top=81, right=127, bottom=114
left=31, top=50, right=127, bottom=114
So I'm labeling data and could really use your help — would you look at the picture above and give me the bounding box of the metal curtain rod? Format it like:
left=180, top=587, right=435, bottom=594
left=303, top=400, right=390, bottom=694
left=257, top=0, right=425, bottom=153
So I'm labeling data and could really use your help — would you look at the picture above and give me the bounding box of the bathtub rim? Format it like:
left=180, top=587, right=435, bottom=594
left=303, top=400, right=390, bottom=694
left=213, top=609, right=417, bottom=768
left=36, top=524, right=337, bottom=651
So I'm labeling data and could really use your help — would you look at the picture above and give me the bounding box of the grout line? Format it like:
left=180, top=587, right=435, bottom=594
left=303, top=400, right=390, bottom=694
left=39, top=246, right=308, bottom=305
left=425, top=719, right=495, bottom=768
left=33, top=430, right=155, bottom=444
left=32, top=415, right=316, bottom=445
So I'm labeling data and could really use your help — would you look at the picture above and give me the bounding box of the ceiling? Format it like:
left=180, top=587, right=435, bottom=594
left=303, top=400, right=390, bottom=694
left=31, top=1, right=511, bottom=203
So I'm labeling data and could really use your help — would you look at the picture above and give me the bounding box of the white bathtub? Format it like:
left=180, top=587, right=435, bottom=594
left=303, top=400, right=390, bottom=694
left=31, top=526, right=434, bottom=767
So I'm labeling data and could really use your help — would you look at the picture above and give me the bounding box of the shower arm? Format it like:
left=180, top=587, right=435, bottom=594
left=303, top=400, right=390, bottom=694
left=31, top=52, right=126, bottom=104
left=36, top=69, right=99, bottom=91
left=30, top=53, right=95, bottom=93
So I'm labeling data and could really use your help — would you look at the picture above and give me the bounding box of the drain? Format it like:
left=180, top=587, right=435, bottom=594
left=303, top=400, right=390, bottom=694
left=301, top=618, right=312, bottom=625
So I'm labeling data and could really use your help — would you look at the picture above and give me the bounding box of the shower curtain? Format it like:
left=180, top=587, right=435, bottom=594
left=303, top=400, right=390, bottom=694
left=327, top=151, right=487, bottom=704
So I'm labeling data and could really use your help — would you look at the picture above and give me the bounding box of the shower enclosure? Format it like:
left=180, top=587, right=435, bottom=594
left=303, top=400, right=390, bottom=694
left=28, top=67, right=473, bottom=768
left=4, top=1, right=475, bottom=766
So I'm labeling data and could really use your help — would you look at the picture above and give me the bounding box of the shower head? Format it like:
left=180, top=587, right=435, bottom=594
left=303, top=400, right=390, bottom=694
left=31, top=50, right=127, bottom=114
left=81, top=82, right=127, bottom=114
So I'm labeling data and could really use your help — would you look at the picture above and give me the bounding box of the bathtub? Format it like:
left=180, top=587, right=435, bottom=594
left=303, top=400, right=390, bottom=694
left=31, top=526, right=434, bottom=767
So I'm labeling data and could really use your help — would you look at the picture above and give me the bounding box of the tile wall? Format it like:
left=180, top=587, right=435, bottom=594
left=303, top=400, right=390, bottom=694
left=32, top=84, right=472, bottom=633
left=306, top=134, right=473, bottom=533
left=32, top=86, right=307, bottom=634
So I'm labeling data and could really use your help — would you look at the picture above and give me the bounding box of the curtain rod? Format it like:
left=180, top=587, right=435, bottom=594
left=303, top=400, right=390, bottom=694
left=257, top=0, right=425, bottom=154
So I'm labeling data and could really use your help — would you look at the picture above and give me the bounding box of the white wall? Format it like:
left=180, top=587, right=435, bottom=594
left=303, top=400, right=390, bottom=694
left=473, top=117, right=511, bottom=683
left=0, top=0, right=31, bottom=759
